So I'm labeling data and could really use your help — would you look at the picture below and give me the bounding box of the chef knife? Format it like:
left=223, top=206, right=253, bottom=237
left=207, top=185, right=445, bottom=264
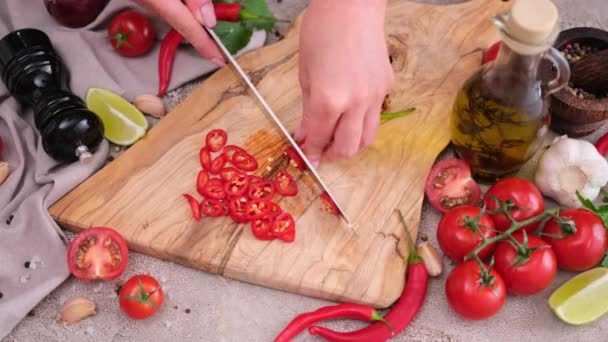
left=205, top=27, right=352, bottom=224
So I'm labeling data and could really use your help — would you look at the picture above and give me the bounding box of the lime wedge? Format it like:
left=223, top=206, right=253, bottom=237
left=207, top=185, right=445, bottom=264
left=549, top=267, right=608, bottom=325
left=85, top=88, right=148, bottom=146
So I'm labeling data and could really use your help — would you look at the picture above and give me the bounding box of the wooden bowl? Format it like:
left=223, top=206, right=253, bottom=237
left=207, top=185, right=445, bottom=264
left=549, top=27, right=608, bottom=137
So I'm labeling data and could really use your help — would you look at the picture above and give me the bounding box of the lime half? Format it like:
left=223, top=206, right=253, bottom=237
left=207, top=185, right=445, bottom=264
left=86, top=88, right=148, bottom=146
left=549, top=267, right=608, bottom=325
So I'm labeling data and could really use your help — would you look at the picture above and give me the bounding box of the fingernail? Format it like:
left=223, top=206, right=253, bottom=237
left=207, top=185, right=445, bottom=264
left=211, top=58, right=226, bottom=67
left=199, top=3, right=217, bottom=27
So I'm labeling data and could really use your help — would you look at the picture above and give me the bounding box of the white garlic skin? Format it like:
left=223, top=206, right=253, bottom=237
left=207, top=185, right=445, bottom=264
left=535, top=136, right=608, bottom=208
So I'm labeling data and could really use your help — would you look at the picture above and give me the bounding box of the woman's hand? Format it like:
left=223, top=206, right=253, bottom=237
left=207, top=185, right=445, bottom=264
left=296, top=0, right=393, bottom=166
left=135, top=0, right=225, bottom=66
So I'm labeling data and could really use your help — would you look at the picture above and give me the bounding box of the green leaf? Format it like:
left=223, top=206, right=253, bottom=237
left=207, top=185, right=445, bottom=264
left=577, top=191, right=608, bottom=230
left=601, top=253, right=608, bottom=267
left=214, top=21, right=253, bottom=55
left=241, top=0, right=275, bottom=30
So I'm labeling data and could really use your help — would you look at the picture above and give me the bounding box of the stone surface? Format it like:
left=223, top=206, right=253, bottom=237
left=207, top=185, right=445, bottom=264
left=5, top=0, right=608, bottom=341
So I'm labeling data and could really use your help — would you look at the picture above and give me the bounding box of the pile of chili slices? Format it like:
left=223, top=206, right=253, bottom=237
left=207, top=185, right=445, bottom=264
left=183, top=129, right=298, bottom=242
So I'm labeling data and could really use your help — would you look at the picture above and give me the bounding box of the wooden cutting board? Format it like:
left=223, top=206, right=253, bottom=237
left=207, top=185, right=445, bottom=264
left=50, top=0, right=509, bottom=307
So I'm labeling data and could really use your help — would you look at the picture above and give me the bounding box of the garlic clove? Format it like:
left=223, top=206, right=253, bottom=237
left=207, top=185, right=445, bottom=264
left=133, top=94, right=166, bottom=118
left=416, top=242, right=443, bottom=277
left=61, top=296, right=96, bottom=324
left=0, top=161, right=9, bottom=186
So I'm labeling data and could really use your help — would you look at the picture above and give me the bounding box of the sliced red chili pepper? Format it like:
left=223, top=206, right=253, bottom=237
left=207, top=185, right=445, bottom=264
left=248, top=175, right=265, bottom=186
left=272, top=213, right=295, bottom=242
left=596, top=132, right=608, bottom=157
left=248, top=181, right=275, bottom=201
left=285, top=147, right=306, bottom=171
left=229, top=195, right=250, bottom=223
left=245, top=199, right=271, bottom=220
left=233, top=151, right=258, bottom=171
left=206, top=129, right=228, bottom=152
left=200, top=199, right=225, bottom=217
left=320, top=192, right=339, bottom=216
left=183, top=194, right=201, bottom=221
left=223, top=145, right=246, bottom=161
left=251, top=214, right=275, bottom=240
left=267, top=202, right=283, bottom=218
left=209, top=154, right=227, bottom=174
left=196, top=170, right=209, bottom=196
left=199, top=146, right=211, bottom=171
left=273, top=170, right=298, bottom=196
left=202, top=178, right=226, bottom=200
left=219, top=167, right=239, bottom=181
left=224, top=173, right=249, bottom=197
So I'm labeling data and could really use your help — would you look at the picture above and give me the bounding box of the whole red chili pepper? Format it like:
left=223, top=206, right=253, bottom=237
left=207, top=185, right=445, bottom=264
left=595, top=132, right=608, bottom=157
left=214, top=3, right=241, bottom=22
left=158, top=29, right=183, bottom=96
left=274, top=304, right=391, bottom=342
left=308, top=211, right=428, bottom=342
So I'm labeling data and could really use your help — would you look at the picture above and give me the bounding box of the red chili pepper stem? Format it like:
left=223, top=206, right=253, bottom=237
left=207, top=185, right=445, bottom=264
left=398, top=209, right=423, bottom=265
left=371, top=310, right=394, bottom=334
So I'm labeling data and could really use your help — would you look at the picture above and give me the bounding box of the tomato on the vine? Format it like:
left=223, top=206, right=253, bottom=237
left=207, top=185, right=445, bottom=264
left=424, top=158, right=481, bottom=213
left=108, top=11, right=155, bottom=57
left=119, top=274, right=163, bottom=320
left=543, top=208, right=608, bottom=271
left=437, top=206, right=496, bottom=261
left=493, top=232, right=557, bottom=295
left=445, top=260, right=506, bottom=320
left=484, top=177, right=544, bottom=232
left=67, top=227, right=129, bottom=281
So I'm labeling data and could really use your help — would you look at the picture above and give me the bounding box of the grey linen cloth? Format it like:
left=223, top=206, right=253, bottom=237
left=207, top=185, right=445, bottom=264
left=0, top=0, right=264, bottom=337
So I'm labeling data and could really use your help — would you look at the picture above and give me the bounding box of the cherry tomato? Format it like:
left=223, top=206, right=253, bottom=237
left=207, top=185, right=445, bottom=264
left=205, top=129, right=227, bottom=152
left=482, top=41, right=502, bottom=64
left=248, top=181, right=275, bottom=200
left=233, top=151, right=258, bottom=171
left=196, top=170, right=209, bottom=196
left=246, top=199, right=271, bottom=220
left=199, top=146, right=211, bottom=171
left=272, top=212, right=296, bottom=242
left=273, top=170, right=298, bottom=196
left=119, top=274, right=163, bottom=320
left=493, top=232, right=557, bottom=295
left=224, top=173, right=249, bottom=197
left=202, top=178, right=226, bottom=200
left=219, top=167, right=239, bottom=182
left=108, top=11, right=154, bottom=57
left=183, top=194, right=201, bottom=221
left=543, top=208, right=608, bottom=271
left=209, top=155, right=227, bottom=174
left=445, top=260, right=506, bottom=320
left=320, top=192, right=339, bottom=216
left=229, top=195, right=250, bottom=223
left=484, top=177, right=544, bottom=232
left=267, top=202, right=283, bottom=218
left=251, top=214, right=275, bottom=240
left=424, top=158, right=481, bottom=213
left=437, top=206, right=496, bottom=261
left=223, top=145, right=246, bottom=161
left=200, top=199, right=226, bottom=217
left=67, top=227, right=128, bottom=281
left=285, top=146, right=306, bottom=171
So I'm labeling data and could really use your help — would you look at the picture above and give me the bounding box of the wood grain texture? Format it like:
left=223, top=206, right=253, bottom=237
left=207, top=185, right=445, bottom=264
left=50, top=0, right=510, bottom=307
left=571, top=48, right=608, bottom=94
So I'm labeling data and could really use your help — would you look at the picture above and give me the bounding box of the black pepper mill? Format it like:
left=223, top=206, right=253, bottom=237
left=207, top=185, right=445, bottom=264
left=0, top=28, right=103, bottom=163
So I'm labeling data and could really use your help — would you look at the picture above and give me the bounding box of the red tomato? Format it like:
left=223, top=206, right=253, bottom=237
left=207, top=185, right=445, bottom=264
left=202, top=178, right=226, bottom=200
left=267, top=202, right=283, bottom=218
left=437, top=206, right=496, bottom=261
left=200, top=199, right=226, bottom=217
left=219, top=167, right=239, bottom=182
left=183, top=194, right=201, bottom=221
left=67, top=227, right=128, bottom=281
left=119, top=274, right=163, bottom=320
left=483, top=41, right=502, bottom=64
left=285, top=146, right=306, bottom=171
left=543, top=208, right=608, bottom=271
left=445, top=260, right=506, bottom=320
left=248, top=181, right=275, bottom=201
left=224, top=173, right=249, bottom=197
left=223, top=145, right=246, bottom=161
left=196, top=170, right=209, bottom=196
left=229, top=195, right=250, bottom=223
left=199, top=147, right=211, bottom=170
left=205, top=129, right=227, bottom=152
left=251, top=214, right=275, bottom=240
left=424, top=158, right=481, bottom=213
left=209, top=155, right=227, bottom=174
left=273, top=170, right=298, bottom=196
left=272, top=212, right=295, bottom=242
left=233, top=151, right=258, bottom=171
left=108, top=11, right=154, bottom=57
left=494, top=232, right=557, bottom=295
left=245, top=199, right=271, bottom=220
left=484, top=177, right=544, bottom=232
left=320, top=192, right=339, bottom=216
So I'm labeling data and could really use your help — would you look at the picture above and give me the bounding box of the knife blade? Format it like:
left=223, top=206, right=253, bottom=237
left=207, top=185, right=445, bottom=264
left=205, top=27, right=352, bottom=224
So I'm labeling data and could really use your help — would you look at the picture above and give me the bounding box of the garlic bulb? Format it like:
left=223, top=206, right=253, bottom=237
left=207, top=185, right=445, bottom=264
left=535, top=136, right=608, bottom=208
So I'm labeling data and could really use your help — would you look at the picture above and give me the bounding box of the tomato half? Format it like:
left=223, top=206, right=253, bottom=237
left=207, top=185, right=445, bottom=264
left=272, top=213, right=296, bottom=242
left=320, top=192, right=339, bottom=216
left=223, top=145, right=246, bottom=161
left=229, top=195, right=250, bottom=223
left=267, top=202, right=283, bottom=218
left=199, top=146, right=211, bottom=171
left=224, top=173, right=249, bottom=197
left=200, top=199, right=226, bottom=217
left=246, top=199, right=271, bottom=220
left=183, top=194, right=202, bottom=221
left=248, top=181, right=275, bottom=200
left=424, top=158, right=481, bottom=213
left=273, top=170, right=298, bottom=196
left=437, top=205, right=496, bottom=261
left=494, top=232, right=557, bottom=295
left=484, top=177, right=544, bottom=232
left=209, top=155, right=227, bottom=174
left=219, top=167, right=239, bottom=182
left=206, top=129, right=227, bottom=152
left=119, top=274, right=163, bottom=320
left=251, top=214, right=275, bottom=240
left=445, top=260, right=506, bottom=320
left=196, top=170, right=209, bottom=196
left=202, top=179, right=226, bottom=200
left=285, top=147, right=306, bottom=171
left=108, top=11, right=155, bottom=57
left=233, top=151, right=258, bottom=171
left=67, top=227, right=129, bottom=281
left=543, top=208, right=608, bottom=271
